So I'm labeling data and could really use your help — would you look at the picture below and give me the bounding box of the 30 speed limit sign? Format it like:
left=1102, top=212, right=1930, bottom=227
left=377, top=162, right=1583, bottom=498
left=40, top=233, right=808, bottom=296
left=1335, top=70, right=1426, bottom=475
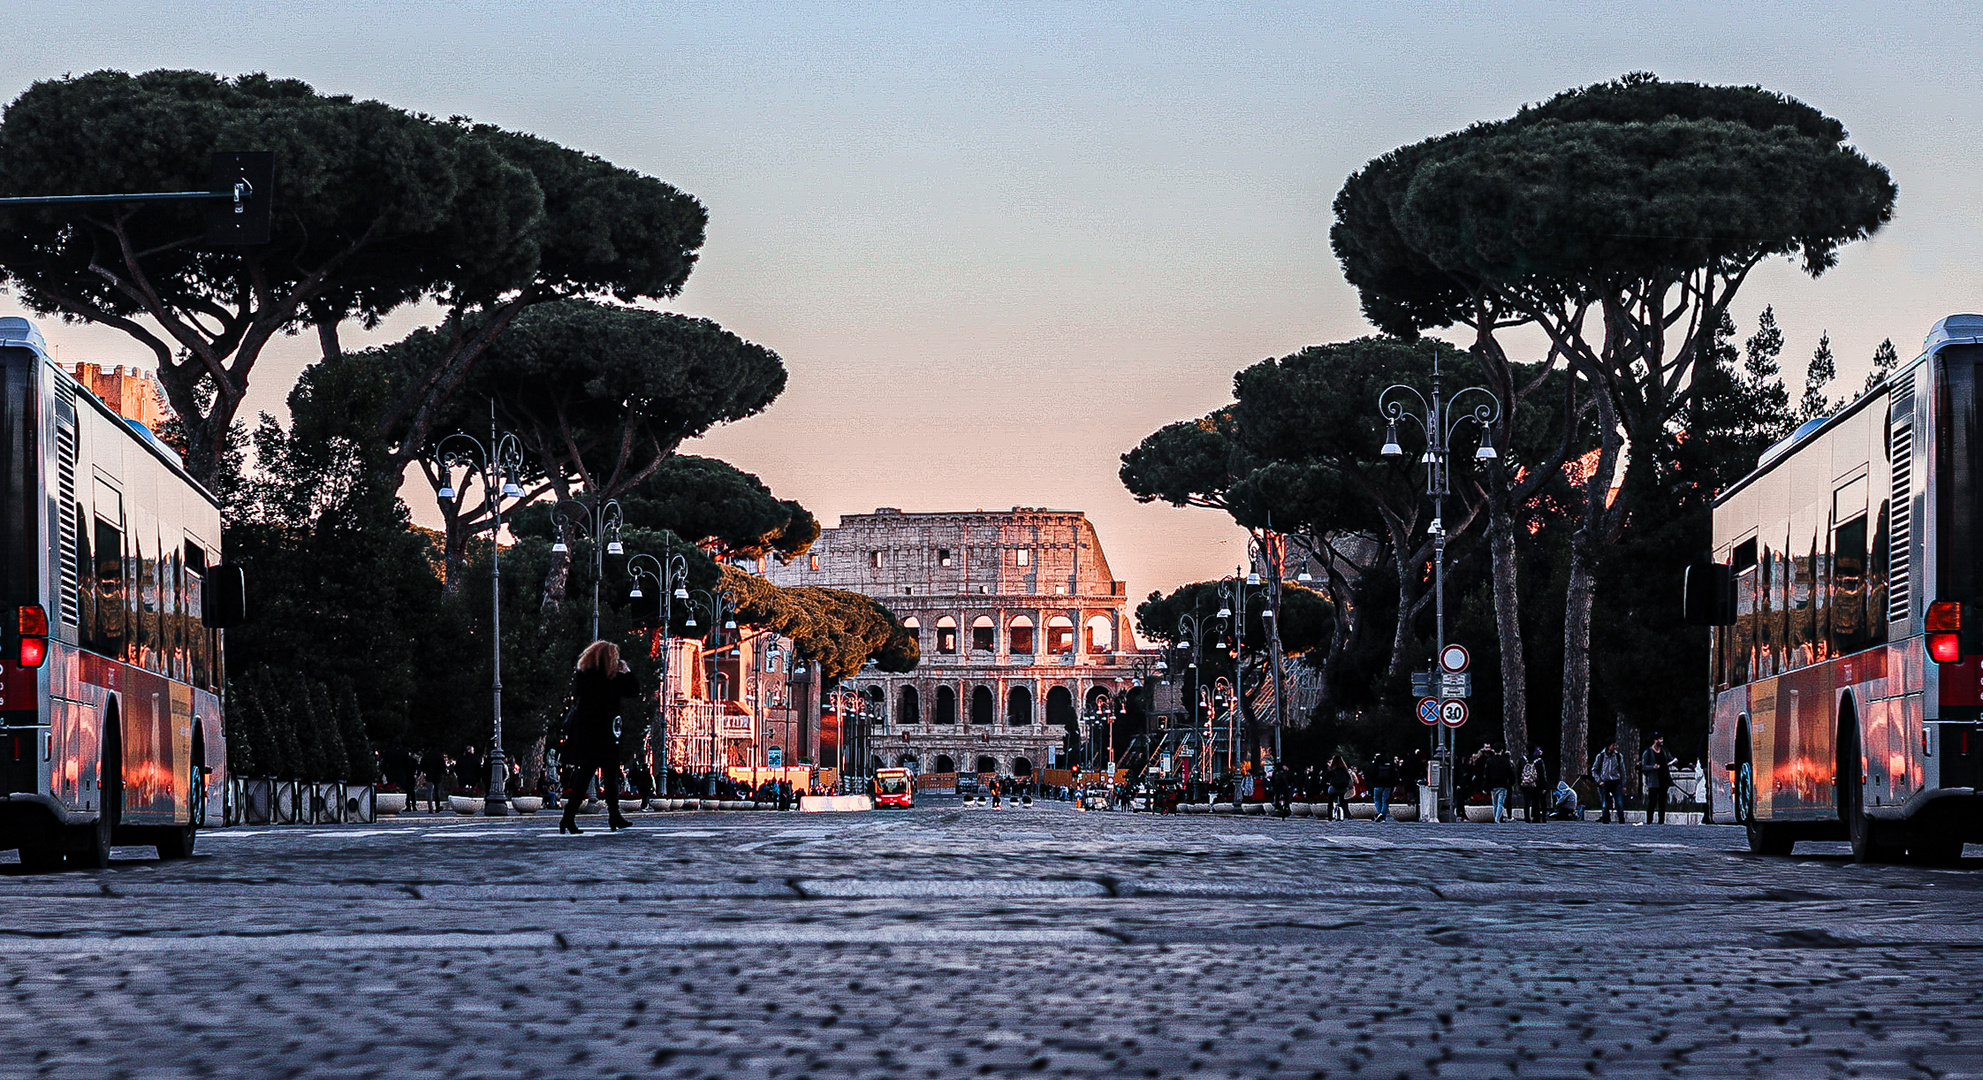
left=1440, top=699, right=1469, bottom=727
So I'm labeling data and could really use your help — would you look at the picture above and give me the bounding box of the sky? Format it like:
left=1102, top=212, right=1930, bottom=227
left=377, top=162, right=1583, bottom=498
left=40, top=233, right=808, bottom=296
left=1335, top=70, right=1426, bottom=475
left=6, top=0, right=1982, bottom=610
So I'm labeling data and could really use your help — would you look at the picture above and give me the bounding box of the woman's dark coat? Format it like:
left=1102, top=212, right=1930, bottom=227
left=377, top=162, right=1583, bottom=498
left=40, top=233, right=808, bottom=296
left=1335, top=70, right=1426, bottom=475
left=566, top=667, right=638, bottom=764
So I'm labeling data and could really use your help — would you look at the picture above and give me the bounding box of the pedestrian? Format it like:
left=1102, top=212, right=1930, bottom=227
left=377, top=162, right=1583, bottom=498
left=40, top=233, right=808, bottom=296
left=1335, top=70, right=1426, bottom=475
left=1520, top=747, right=1548, bottom=824
left=382, top=741, right=417, bottom=802
left=559, top=640, right=639, bottom=835
left=1482, top=745, right=1516, bottom=823
left=1640, top=735, right=1678, bottom=825
left=1593, top=741, right=1626, bottom=823
left=1369, top=754, right=1400, bottom=822
left=454, top=745, right=483, bottom=795
left=1323, top=756, right=1352, bottom=821
left=419, top=746, right=448, bottom=811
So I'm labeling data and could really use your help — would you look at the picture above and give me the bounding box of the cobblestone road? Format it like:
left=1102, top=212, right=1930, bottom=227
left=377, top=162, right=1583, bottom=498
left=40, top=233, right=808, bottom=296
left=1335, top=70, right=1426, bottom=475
left=2, top=800, right=1979, bottom=1079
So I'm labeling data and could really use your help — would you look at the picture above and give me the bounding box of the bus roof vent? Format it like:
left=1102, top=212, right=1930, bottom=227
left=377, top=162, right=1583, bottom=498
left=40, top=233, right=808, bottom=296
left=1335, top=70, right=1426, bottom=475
left=1756, top=415, right=1829, bottom=472
left=1926, top=314, right=1983, bottom=351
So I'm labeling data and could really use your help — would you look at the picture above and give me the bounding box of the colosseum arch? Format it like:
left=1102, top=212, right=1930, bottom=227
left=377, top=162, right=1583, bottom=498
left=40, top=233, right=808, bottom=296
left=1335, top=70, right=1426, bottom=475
left=970, top=685, right=994, bottom=726
left=1007, top=685, right=1033, bottom=725
left=934, top=685, right=957, bottom=724
left=898, top=685, right=921, bottom=725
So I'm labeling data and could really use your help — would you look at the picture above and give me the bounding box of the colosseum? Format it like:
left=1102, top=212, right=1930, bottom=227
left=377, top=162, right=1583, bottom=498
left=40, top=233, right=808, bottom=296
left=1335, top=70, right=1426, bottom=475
left=768, top=507, right=1147, bottom=782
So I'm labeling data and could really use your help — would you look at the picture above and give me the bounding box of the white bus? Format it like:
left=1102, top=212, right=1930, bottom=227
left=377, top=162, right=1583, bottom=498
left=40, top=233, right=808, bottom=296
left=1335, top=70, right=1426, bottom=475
left=1691, top=314, right=1982, bottom=862
left=0, top=317, right=242, bottom=869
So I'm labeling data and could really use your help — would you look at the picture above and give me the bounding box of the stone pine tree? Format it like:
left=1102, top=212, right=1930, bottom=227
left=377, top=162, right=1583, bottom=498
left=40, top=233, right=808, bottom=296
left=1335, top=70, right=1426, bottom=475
left=1801, top=332, right=1838, bottom=421
left=1330, top=74, right=1895, bottom=781
left=0, top=70, right=705, bottom=486
left=1865, top=338, right=1900, bottom=394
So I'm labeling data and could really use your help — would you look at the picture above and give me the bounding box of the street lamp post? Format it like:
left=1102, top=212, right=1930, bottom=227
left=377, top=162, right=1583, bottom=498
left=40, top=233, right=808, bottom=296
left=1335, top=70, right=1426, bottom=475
left=432, top=408, right=528, bottom=817
left=553, top=498, right=624, bottom=642
left=1378, top=348, right=1500, bottom=823
left=627, top=550, right=689, bottom=793
left=1217, top=571, right=1257, bottom=781
left=686, top=588, right=735, bottom=794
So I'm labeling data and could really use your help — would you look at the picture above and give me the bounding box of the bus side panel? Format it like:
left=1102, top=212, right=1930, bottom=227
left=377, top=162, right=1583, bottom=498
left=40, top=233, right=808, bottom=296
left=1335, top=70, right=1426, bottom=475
left=1708, top=687, right=1744, bottom=824
left=1772, top=663, right=1837, bottom=818
left=1750, top=677, right=1779, bottom=819
left=119, top=665, right=179, bottom=824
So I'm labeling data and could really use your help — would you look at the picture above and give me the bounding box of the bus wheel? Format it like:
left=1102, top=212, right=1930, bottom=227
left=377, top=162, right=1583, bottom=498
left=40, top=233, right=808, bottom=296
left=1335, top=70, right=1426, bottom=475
left=72, top=713, right=122, bottom=870
left=155, top=825, right=196, bottom=860
left=1840, top=712, right=1903, bottom=863
left=1746, top=819, right=1793, bottom=855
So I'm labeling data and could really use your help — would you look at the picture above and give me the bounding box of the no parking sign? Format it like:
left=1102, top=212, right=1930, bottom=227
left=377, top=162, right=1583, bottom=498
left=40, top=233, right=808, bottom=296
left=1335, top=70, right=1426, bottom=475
left=1417, top=697, right=1440, bottom=726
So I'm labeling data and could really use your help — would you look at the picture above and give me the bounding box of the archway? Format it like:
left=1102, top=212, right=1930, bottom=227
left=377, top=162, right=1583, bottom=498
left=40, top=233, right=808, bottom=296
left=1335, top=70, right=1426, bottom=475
left=865, top=685, right=886, bottom=725
left=870, top=754, right=885, bottom=772
left=933, top=754, right=955, bottom=774
left=1012, top=757, right=1032, bottom=778
left=934, top=685, right=956, bottom=724
left=970, top=685, right=993, bottom=726
left=1008, top=615, right=1035, bottom=654
left=935, top=616, right=958, bottom=654
left=1046, top=615, right=1075, bottom=655
left=897, top=753, right=920, bottom=771
left=971, top=615, right=996, bottom=653
left=1047, top=686, right=1079, bottom=759
left=899, top=685, right=921, bottom=725
left=975, top=755, right=997, bottom=775
left=1085, top=615, right=1114, bottom=654
left=1008, top=685, right=1033, bottom=725
left=1086, top=685, right=1111, bottom=712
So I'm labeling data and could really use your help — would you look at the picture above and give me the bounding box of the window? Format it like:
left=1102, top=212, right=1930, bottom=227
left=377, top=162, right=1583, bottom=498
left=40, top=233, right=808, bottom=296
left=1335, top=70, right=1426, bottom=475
left=1086, top=615, right=1114, bottom=654
left=870, top=551, right=884, bottom=569
left=899, top=685, right=921, bottom=725
left=1046, top=615, right=1075, bottom=655
left=1008, top=615, right=1035, bottom=654
left=971, top=615, right=996, bottom=652
left=938, top=548, right=952, bottom=567
left=809, top=554, right=820, bottom=571
left=935, top=616, right=957, bottom=654
left=1016, top=549, right=1030, bottom=567
left=934, top=686, right=957, bottom=724
left=970, top=685, right=993, bottom=725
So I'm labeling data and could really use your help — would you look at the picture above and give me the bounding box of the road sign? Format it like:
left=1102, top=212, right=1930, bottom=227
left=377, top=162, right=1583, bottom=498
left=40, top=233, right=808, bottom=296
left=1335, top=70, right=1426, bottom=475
left=766, top=746, right=783, bottom=768
left=1411, top=671, right=1433, bottom=697
left=1417, top=697, right=1440, bottom=726
left=1441, top=673, right=1472, bottom=699
left=1440, top=699, right=1469, bottom=727
left=1440, top=644, right=1471, bottom=673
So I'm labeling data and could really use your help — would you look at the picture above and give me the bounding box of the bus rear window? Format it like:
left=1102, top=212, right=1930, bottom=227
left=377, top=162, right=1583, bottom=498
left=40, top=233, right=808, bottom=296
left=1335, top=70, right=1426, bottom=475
left=1936, top=345, right=1983, bottom=604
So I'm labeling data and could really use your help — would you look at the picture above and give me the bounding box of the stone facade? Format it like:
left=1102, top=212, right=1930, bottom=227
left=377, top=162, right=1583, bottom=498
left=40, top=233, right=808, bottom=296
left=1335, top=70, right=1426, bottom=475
left=71, top=363, right=170, bottom=430
left=768, top=507, right=1146, bottom=780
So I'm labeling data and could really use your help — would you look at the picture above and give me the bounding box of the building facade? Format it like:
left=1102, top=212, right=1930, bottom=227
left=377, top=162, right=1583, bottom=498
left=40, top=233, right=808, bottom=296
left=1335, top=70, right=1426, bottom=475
left=769, top=507, right=1147, bottom=780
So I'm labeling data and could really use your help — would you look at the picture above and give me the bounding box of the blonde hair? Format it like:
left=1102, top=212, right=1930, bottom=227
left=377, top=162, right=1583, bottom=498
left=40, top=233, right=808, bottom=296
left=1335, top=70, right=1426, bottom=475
left=576, top=640, right=619, bottom=676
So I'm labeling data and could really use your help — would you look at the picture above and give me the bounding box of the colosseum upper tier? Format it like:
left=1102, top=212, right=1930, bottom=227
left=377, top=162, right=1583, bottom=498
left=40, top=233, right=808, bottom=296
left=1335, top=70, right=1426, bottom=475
left=767, top=507, right=1147, bottom=779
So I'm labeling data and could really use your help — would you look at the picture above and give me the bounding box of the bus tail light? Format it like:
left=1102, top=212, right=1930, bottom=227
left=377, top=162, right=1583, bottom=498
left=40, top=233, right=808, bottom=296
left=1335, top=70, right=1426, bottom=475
left=1928, top=600, right=1963, bottom=662
left=14, top=604, right=47, bottom=668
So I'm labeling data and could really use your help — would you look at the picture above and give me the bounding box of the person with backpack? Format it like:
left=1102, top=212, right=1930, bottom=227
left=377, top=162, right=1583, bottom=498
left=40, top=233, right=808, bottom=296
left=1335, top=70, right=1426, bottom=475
left=1519, top=747, right=1548, bottom=823
left=1592, top=742, right=1627, bottom=823
left=1640, top=735, right=1678, bottom=825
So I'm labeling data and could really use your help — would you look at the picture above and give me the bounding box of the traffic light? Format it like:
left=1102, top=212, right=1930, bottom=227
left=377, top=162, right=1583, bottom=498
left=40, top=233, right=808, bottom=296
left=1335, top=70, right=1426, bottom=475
left=205, top=152, right=274, bottom=246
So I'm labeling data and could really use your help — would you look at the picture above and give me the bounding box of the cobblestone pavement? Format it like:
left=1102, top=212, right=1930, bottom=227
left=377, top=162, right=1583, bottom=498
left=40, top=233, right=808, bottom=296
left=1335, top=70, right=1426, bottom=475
left=2, top=800, right=1980, bottom=1079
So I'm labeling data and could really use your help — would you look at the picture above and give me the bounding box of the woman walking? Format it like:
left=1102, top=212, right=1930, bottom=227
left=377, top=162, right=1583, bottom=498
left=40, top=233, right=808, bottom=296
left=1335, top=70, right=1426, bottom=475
left=560, top=640, right=639, bottom=835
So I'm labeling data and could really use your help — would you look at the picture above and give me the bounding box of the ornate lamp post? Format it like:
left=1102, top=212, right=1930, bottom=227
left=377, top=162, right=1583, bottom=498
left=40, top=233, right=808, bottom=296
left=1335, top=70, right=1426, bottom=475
left=627, top=550, right=688, bottom=793
left=1378, top=349, right=1500, bottom=822
left=686, top=588, right=735, bottom=794
left=432, top=409, right=527, bottom=817
left=552, top=498, right=624, bottom=641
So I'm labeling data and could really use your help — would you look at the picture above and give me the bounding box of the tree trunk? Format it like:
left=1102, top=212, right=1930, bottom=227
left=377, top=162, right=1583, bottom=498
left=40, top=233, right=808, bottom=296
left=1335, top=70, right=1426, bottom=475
left=1617, top=714, right=1641, bottom=807
left=541, top=526, right=574, bottom=614
left=1558, top=540, right=1596, bottom=784
left=1488, top=490, right=1528, bottom=759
